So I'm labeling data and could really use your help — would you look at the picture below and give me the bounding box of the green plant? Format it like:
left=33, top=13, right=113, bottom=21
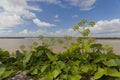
left=0, top=19, right=120, bottom=80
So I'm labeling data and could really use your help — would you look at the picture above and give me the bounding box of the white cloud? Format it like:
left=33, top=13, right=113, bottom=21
left=0, top=0, right=42, bottom=30
left=19, top=29, right=47, bottom=37
left=18, top=28, right=78, bottom=37
left=27, top=0, right=61, bottom=4
left=54, top=14, right=60, bottom=22
left=68, top=0, right=96, bottom=10
left=27, top=0, right=96, bottom=11
left=72, top=14, right=78, bottom=18
left=90, top=19, right=120, bottom=37
left=19, top=29, right=29, bottom=35
left=48, top=28, right=79, bottom=37
left=33, top=18, right=56, bottom=27
left=2, top=18, right=120, bottom=37
left=54, top=14, right=59, bottom=18
left=54, top=19, right=60, bottom=22
left=0, top=13, right=23, bottom=29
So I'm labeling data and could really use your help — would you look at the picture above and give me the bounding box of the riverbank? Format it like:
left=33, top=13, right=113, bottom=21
left=0, top=37, right=120, bottom=54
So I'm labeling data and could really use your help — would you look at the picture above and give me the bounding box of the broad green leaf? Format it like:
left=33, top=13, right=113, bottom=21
left=41, top=65, right=48, bottom=72
left=1, top=70, right=14, bottom=79
left=60, top=74, right=68, bottom=79
left=115, top=59, right=120, bottom=66
left=57, top=61, right=66, bottom=69
left=46, top=53, right=58, bottom=61
left=0, top=50, right=10, bottom=60
left=68, top=43, right=80, bottom=53
left=90, top=43, right=102, bottom=48
left=52, top=69, right=61, bottom=78
left=84, top=43, right=90, bottom=52
left=80, top=65, right=90, bottom=73
left=103, top=59, right=117, bottom=67
left=0, top=67, right=6, bottom=76
left=36, top=50, right=44, bottom=57
left=71, top=66, right=79, bottom=75
left=23, top=52, right=33, bottom=67
left=68, top=75, right=82, bottom=80
left=106, top=68, right=120, bottom=77
left=23, top=52, right=33, bottom=63
left=0, top=61, right=2, bottom=64
left=16, top=50, right=23, bottom=61
left=38, top=77, right=49, bottom=80
left=31, top=68, right=38, bottom=75
left=94, top=54, right=107, bottom=63
left=94, top=68, right=106, bottom=79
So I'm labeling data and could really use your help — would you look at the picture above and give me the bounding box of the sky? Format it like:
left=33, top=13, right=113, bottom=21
left=0, top=0, right=120, bottom=37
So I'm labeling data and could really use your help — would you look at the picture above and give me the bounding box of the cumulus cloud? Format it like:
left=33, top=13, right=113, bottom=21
left=89, top=19, right=120, bottom=37
left=19, top=29, right=47, bottom=37
left=18, top=28, right=78, bottom=37
left=0, top=13, right=23, bottom=29
left=0, top=0, right=42, bottom=30
left=2, top=18, right=120, bottom=37
left=33, top=18, right=56, bottom=27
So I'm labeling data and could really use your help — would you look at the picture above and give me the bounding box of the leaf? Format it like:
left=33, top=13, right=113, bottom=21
left=68, top=43, right=80, bottom=53
left=0, top=50, right=10, bottom=60
left=46, top=53, right=58, bottom=61
left=36, top=50, right=44, bottom=57
left=38, top=77, right=49, bottom=80
left=1, top=70, right=14, bottom=79
left=52, top=69, right=61, bottom=78
left=90, top=43, right=102, bottom=48
left=115, top=59, right=120, bottom=66
left=103, top=59, right=117, bottom=67
left=57, top=61, right=66, bottom=69
left=23, top=52, right=33, bottom=67
left=84, top=43, right=90, bottom=52
left=106, top=68, right=120, bottom=77
left=94, top=54, right=107, bottom=63
left=68, top=75, right=82, bottom=80
left=71, top=66, right=79, bottom=75
left=41, top=65, right=48, bottom=72
left=16, top=50, right=23, bottom=61
left=0, top=61, right=2, bottom=64
left=94, top=68, right=106, bottom=79
left=31, top=68, right=38, bottom=75
left=0, top=67, right=6, bottom=76
left=80, top=65, right=90, bottom=73
left=60, top=74, right=68, bottom=79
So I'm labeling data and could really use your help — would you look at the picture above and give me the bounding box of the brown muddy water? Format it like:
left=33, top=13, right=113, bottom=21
left=0, top=37, right=120, bottom=54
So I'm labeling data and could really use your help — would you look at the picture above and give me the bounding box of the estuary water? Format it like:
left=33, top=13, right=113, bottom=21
left=0, top=37, right=120, bottom=54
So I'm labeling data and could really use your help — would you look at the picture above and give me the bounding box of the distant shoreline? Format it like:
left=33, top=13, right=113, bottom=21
left=0, top=37, right=120, bottom=39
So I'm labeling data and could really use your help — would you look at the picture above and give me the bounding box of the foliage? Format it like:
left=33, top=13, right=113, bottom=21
left=0, top=19, right=120, bottom=80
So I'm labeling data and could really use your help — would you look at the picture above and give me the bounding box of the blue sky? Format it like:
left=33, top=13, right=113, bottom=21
left=0, top=0, right=120, bottom=37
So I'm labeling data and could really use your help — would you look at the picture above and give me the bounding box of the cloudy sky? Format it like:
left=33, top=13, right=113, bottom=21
left=0, top=0, right=120, bottom=37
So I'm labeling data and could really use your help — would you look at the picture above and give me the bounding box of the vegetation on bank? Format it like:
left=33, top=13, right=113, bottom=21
left=1, top=19, right=120, bottom=80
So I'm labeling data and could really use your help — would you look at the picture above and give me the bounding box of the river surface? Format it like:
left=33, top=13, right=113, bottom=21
left=0, top=38, right=120, bottom=54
